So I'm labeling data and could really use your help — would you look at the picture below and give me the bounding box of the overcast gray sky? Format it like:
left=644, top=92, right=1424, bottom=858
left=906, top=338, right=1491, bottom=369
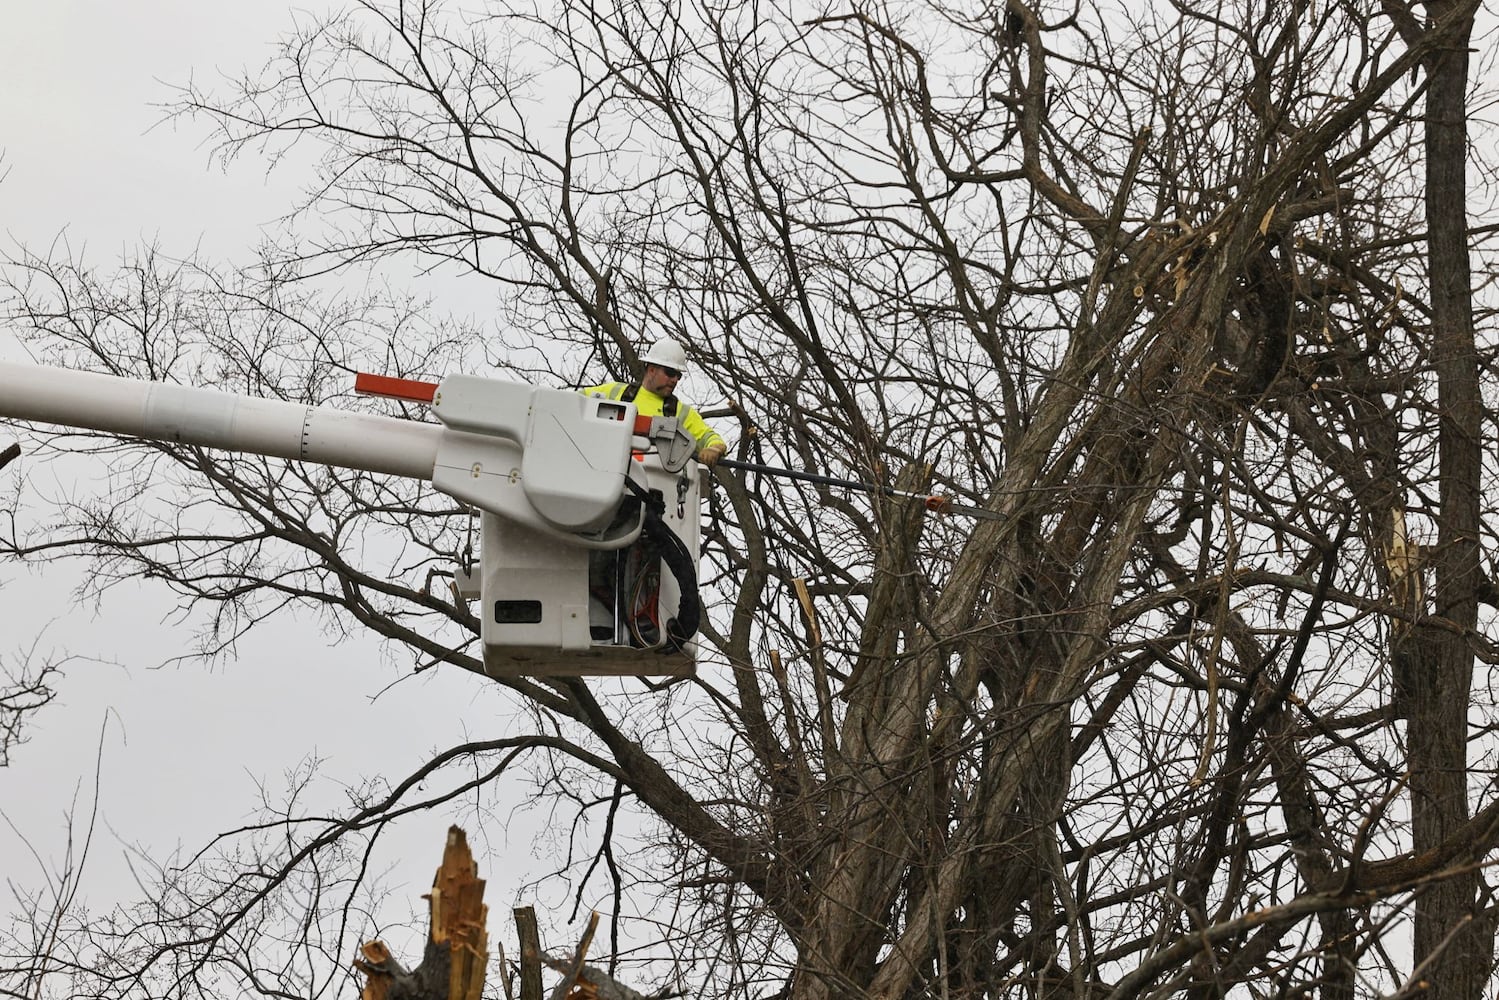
left=0, top=1, right=556, bottom=943
left=0, top=3, right=307, bottom=257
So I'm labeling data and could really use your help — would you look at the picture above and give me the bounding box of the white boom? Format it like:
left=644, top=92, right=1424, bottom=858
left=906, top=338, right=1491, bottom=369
left=0, top=360, right=441, bottom=480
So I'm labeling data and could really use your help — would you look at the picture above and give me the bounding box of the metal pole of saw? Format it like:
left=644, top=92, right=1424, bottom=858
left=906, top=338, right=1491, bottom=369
left=714, top=457, right=954, bottom=513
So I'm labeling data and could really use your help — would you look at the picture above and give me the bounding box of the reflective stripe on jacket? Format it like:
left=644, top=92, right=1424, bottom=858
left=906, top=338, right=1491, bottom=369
left=582, top=381, right=725, bottom=453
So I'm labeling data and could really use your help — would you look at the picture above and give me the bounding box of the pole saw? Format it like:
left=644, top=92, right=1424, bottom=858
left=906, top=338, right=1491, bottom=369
left=714, top=457, right=1006, bottom=523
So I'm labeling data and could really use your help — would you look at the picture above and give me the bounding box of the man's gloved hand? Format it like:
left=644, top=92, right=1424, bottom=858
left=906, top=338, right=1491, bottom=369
left=698, top=442, right=727, bottom=467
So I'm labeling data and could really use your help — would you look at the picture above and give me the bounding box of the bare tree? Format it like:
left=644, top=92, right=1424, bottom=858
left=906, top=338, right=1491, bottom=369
left=0, top=643, right=61, bottom=769
left=5, top=0, right=1499, bottom=997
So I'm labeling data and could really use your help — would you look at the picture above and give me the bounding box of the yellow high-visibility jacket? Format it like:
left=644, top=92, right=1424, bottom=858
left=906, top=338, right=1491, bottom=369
left=582, top=381, right=725, bottom=454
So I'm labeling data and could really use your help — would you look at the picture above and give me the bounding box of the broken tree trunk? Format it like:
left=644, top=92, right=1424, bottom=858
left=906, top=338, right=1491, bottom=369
left=356, top=826, right=489, bottom=1000
left=515, top=906, right=543, bottom=1000
left=540, top=912, right=654, bottom=1000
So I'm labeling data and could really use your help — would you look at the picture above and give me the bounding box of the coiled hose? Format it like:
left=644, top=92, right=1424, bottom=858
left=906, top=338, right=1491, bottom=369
left=623, top=478, right=699, bottom=653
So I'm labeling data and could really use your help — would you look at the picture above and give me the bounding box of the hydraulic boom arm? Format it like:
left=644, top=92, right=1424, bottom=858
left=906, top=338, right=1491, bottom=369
left=0, top=360, right=441, bottom=480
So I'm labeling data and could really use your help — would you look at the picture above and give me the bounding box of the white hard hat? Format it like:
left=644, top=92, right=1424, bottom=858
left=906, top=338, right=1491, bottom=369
left=640, top=337, right=688, bottom=372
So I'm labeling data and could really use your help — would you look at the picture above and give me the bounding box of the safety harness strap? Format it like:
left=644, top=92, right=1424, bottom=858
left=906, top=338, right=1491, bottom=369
left=618, top=382, right=678, bottom=418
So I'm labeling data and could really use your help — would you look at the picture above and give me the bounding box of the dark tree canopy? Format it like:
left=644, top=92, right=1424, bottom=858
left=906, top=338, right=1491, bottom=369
left=5, top=0, right=1499, bottom=997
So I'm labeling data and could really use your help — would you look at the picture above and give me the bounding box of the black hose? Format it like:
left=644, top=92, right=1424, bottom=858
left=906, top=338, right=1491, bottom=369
left=623, top=478, right=699, bottom=652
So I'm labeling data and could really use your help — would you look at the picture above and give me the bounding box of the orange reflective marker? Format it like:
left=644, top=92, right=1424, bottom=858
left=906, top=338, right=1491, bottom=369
left=354, top=372, right=440, bottom=403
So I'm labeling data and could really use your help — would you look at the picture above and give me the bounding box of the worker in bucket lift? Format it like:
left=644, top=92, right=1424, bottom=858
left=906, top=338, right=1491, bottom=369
left=582, top=337, right=724, bottom=643
left=582, top=337, right=727, bottom=466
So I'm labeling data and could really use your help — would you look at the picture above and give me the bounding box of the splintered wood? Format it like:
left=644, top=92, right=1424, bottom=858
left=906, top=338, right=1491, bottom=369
left=431, top=827, right=489, bottom=1000
left=541, top=911, right=600, bottom=1000
left=542, top=958, right=649, bottom=1000
left=356, top=826, right=489, bottom=1000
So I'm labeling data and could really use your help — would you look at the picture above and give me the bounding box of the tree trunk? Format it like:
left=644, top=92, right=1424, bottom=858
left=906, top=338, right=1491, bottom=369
left=1405, top=1, right=1494, bottom=994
